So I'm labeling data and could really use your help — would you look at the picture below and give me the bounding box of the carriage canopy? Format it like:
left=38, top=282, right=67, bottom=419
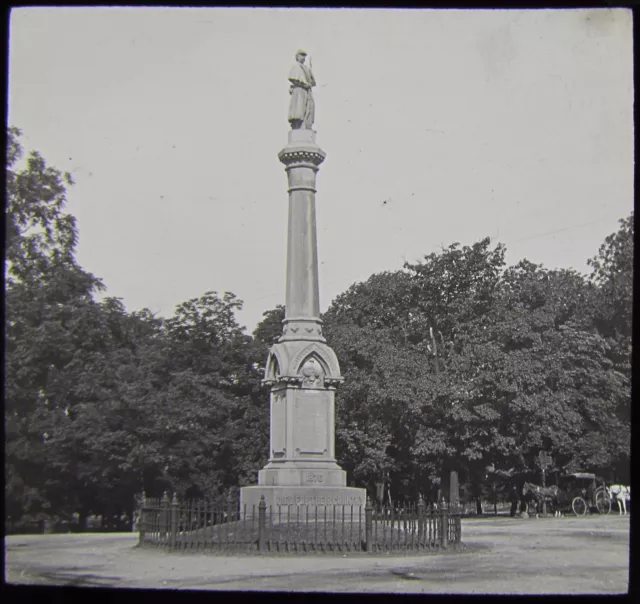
left=557, top=473, right=611, bottom=515
left=561, top=473, right=596, bottom=481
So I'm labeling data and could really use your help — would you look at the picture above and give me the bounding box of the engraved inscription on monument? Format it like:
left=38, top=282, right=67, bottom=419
left=294, top=391, right=328, bottom=454
left=275, top=495, right=365, bottom=506
left=304, top=472, right=326, bottom=484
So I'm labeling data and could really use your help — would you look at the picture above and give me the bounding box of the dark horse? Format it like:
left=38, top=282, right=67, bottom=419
left=522, top=482, right=562, bottom=517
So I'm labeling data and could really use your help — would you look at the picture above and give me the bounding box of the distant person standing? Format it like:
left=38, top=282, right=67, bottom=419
left=288, top=50, right=316, bottom=130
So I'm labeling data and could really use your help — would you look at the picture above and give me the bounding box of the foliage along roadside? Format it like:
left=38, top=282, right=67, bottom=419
left=4, top=127, right=632, bottom=530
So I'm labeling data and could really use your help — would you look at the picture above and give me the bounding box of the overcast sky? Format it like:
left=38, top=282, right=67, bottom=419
left=8, top=7, right=633, bottom=333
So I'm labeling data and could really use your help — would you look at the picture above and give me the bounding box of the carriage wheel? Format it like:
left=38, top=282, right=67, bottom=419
left=595, top=489, right=611, bottom=515
left=572, top=497, right=587, bottom=516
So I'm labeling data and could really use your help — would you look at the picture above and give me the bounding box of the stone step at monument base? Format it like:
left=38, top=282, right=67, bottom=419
left=258, top=463, right=346, bottom=487
left=239, top=485, right=367, bottom=519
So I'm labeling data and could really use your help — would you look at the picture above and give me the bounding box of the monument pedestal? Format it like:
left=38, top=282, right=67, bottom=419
left=239, top=381, right=366, bottom=515
left=240, top=485, right=366, bottom=517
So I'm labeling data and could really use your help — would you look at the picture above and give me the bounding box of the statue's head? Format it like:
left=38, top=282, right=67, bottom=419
left=295, top=50, right=307, bottom=64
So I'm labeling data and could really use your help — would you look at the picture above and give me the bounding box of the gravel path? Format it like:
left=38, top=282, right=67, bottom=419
left=4, top=514, right=629, bottom=593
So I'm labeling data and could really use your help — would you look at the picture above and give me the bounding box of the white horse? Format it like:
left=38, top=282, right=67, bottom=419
left=608, top=485, right=631, bottom=515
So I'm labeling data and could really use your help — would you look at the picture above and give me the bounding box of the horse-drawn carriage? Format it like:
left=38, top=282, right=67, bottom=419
left=521, top=472, right=611, bottom=516
left=555, top=473, right=611, bottom=516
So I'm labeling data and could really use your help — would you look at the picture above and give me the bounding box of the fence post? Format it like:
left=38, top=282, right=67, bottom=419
left=162, top=491, right=170, bottom=546
left=258, top=495, right=266, bottom=553
left=417, top=495, right=425, bottom=545
left=440, top=497, right=448, bottom=550
left=138, top=491, right=147, bottom=546
left=228, top=491, right=236, bottom=523
left=170, top=492, right=178, bottom=551
left=365, top=496, right=373, bottom=553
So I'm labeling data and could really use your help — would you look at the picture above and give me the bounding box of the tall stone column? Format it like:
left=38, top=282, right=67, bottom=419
left=280, top=130, right=325, bottom=339
left=239, top=127, right=365, bottom=514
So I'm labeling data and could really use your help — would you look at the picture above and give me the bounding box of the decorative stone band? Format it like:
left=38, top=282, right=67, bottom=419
left=281, top=317, right=324, bottom=341
left=287, top=184, right=317, bottom=193
left=278, top=148, right=326, bottom=167
left=262, top=375, right=343, bottom=388
left=266, top=339, right=341, bottom=373
left=283, top=161, right=322, bottom=173
left=283, top=316, right=323, bottom=325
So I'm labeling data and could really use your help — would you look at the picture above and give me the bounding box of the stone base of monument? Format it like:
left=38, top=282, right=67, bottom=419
left=258, top=462, right=347, bottom=487
left=239, top=485, right=366, bottom=519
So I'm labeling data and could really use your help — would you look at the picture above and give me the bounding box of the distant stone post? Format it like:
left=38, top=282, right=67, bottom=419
left=227, top=492, right=237, bottom=524
left=137, top=491, right=147, bottom=546
left=449, top=471, right=459, bottom=509
left=440, top=498, right=449, bottom=550
left=417, top=495, right=426, bottom=544
left=170, top=493, right=178, bottom=551
left=537, top=451, right=551, bottom=516
left=258, top=495, right=267, bottom=553
left=365, top=497, right=373, bottom=553
left=161, top=491, right=170, bottom=544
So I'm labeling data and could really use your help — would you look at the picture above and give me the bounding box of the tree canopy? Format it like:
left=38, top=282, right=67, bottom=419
left=5, top=127, right=632, bottom=529
left=323, top=230, right=632, bottom=499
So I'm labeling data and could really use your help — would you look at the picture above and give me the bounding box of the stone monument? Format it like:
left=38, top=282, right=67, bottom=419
left=239, top=52, right=366, bottom=514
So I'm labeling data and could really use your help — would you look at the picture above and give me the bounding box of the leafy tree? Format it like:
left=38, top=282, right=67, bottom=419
left=152, top=292, right=265, bottom=498
left=588, top=213, right=633, bottom=341
left=228, top=307, right=287, bottom=487
left=5, top=127, right=105, bottom=524
left=5, top=127, right=101, bottom=297
left=252, top=305, right=285, bottom=357
left=404, top=238, right=507, bottom=343
left=323, top=241, right=510, bottom=497
left=323, top=271, right=441, bottom=498
left=323, top=231, right=631, bottom=503
left=586, top=213, right=633, bottom=481
left=41, top=300, right=167, bottom=523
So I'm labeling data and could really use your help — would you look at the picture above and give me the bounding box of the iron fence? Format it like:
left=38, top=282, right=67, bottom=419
left=137, top=493, right=462, bottom=554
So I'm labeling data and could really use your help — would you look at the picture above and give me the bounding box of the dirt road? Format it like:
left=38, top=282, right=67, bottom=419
left=4, top=514, right=629, bottom=593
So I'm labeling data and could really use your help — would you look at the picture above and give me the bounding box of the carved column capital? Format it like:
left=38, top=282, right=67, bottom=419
left=278, top=147, right=326, bottom=169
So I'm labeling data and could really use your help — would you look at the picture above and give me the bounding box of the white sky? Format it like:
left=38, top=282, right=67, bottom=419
left=8, top=7, right=634, bottom=333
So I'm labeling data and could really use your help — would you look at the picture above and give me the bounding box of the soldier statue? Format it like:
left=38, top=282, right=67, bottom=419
left=288, top=49, right=316, bottom=130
